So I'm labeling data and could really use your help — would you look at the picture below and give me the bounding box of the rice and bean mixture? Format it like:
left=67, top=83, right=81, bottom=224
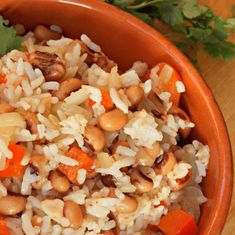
left=0, top=24, right=210, bottom=235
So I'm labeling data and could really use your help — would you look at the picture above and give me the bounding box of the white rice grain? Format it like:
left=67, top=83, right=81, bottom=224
left=45, top=130, right=60, bottom=141
left=81, top=34, right=101, bottom=53
left=21, top=167, right=40, bottom=195
left=130, top=61, right=148, bottom=77
left=22, top=79, right=33, bottom=97
left=41, top=81, right=60, bottom=90
left=41, top=216, right=52, bottom=234
left=56, top=154, right=79, bottom=166
left=47, top=37, right=73, bottom=47
left=0, top=138, right=12, bottom=159
left=176, top=81, right=185, bottom=93
left=41, top=199, right=70, bottom=227
left=16, top=58, right=24, bottom=76
left=115, top=146, right=136, bottom=157
left=42, top=180, right=53, bottom=192
left=22, top=210, right=36, bottom=235
left=124, top=110, right=163, bottom=148
left=30, top=75, right=45, bottom=89
left=77, top=168, right=87, bottom=184
left=65, top=88, right=89, bottom=105
left=140, top=79, right=152, bottom=95
left=110, top=88, right=128, bottom=113
left=63, top=189, right=87, bottom=205
left=50, top=25, right=63, bottom=33
left=120, top=70, right=140, bottom=87
left=24, top=62, right=36, bottom=81
left=173, top=162, right=192, bottom=179
left=37, top=124, right=46, bottom=139
left=20, top=152, right=31, bottom=166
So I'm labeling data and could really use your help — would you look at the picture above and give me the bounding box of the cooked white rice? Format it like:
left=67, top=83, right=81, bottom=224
left=0, top=26, right=210, bottom=235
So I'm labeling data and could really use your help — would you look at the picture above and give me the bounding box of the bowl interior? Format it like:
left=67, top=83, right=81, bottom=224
left=0, top=0, right=233, bottom=234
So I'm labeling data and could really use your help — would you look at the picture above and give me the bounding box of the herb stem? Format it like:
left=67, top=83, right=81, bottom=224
left=127, top=0, right=164, bottom=10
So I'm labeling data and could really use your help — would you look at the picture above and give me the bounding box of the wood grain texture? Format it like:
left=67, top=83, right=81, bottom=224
left=198, top=1, right=235, bottom=234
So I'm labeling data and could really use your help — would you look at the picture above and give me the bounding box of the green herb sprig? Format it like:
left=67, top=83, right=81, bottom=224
left=106, top=0, right=235, bottom=60
left=0, top=16, right=22, bottom=55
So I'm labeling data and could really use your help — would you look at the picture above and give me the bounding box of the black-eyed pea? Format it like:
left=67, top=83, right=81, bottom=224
left=31, top=215, right=43, bottom=227
left=126, top=86, right=144, bottom=107
left=153, top=152, right=177, bottom=176
left=30, top=154, right=48, bottom=176
left=53, top=78, right=82, bottom=101
left=136, top=142, right=161, bottom=167
left=115, top=195, right=138, bottom=214
left=98, top=108, right=128, bottom=132
left=19, top=110, right=40, bottom=136
left=34, top=25, right=61, bottom=41
left=102, top=231, right=115, bottom=235
left=0, top=103, right=14, bottom=114
left=29, top=51, right=65, bottom=81
left=101, top=175, right=115, bottom=187
left=0, top=195, right=26, bottom=215
left=49, top=170, right=70, bottom=193
left=111, top=141, right=129, bottom=155
left=130, top=168, right=153, bottom=193
left=84, top=125, right=105, bottom=152
left=63, top=200, right=84, bottom=229
left=32, top=178, right=47, bottom=190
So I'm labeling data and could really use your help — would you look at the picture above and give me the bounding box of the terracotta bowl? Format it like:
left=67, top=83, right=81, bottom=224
left=0, top=0, right=233, bottom=234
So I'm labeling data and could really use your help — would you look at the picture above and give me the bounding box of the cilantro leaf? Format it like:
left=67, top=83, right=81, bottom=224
left=232, top=5, right=235, bottom=16
left=0, top=16, right=22, bottom=55
left=213, top=16, right=228, bottom=40
left=175, top=41, right=187, bottom=52
left=157, top=3, right=184, bottom=26
left=188, top=27, right=213, bottom=42
left=226, top=18, right=235, bottom=33
left=106, top=0, right=235, bottom=61
left=129, top=10, right=153, bottom=25
left=205, top=41, right=235, bottom=60
left=182, top=0, right=203, bottom=19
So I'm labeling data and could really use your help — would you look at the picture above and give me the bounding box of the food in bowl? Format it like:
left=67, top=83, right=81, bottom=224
left=0, top=23, right=210, bottom=235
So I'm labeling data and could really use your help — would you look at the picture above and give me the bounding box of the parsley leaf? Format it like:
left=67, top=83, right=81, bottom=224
left=0, top=16, right=22, bottom=55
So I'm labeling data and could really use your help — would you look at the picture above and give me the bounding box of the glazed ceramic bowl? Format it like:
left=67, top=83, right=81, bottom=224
left=0, top=0, right=233, bottom=234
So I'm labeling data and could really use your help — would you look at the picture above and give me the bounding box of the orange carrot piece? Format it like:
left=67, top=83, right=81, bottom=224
left=157, top=209, right=198, bottom=235
left=0, top=74, right=7, bottom=84
left=144, top=63, right=183, bottom=106
left=58, top=146, right=94, bottom=184
left=0, top=218, right=11, bottom=235
left=156, top=63, right=182, bottom=106
left=100, top=88, right=114, bottom=110
left=0, top=144, right=26, bottom=177
left=88, top=88, right=114, bottom=110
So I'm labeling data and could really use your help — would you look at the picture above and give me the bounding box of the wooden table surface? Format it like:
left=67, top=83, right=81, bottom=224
left=197, top=1, right=235, bottom=234
left=196, top=0, right=235, bottom=235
